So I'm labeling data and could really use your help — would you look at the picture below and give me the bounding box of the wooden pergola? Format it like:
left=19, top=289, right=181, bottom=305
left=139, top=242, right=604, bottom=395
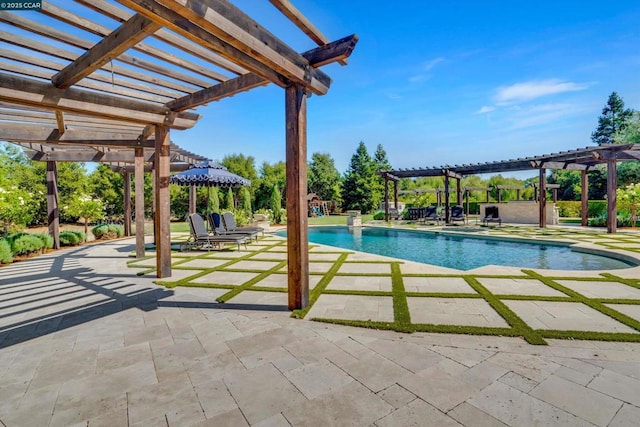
left=0, top=1, right=358, bottom=310
left=381, top=144, right=640, bottom=233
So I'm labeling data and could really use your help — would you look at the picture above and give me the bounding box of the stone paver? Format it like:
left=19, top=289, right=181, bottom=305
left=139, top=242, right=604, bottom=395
left=1, top=235, right=640, bottom=427
left=407, top=297, right=510, bottom=327
left=326, top=274, right=392, bottom=291
left=478, top=277, right=566, bottom=297
left=557, top=280, right=640, bottom=299
left=504, top=300, right=638, bottom=332
left=191, top=270, right=259, bottom=285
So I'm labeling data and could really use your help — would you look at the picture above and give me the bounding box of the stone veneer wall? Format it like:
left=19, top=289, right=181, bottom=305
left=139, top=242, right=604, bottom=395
left=479, top=201, right=559, bottom=225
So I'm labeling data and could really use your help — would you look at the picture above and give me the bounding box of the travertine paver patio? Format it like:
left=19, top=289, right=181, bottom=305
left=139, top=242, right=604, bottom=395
left=1, top=226, right=640, bottom=426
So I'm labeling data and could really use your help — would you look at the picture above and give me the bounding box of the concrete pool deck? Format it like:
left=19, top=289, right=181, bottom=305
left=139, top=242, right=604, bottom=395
left=1, top=227, right=640, bottom=426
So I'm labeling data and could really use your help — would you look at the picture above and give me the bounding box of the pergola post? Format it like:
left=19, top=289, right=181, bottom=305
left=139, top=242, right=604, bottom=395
left=581, top=170, right=589, bottom=227
left=285, top=85, right=309, bottom=310
left=464, top=189, right=470, bottom=217
left=539, top=168, right=546, bottom=228
left=444, top=175, right=450, bottom=223
left=607, top=159, right=617, bottom=233
left=393, top=180, right=398, bottom=212
left=485, top=189, right=490, bottom=203
left=456, top=179, right=462, bottom=206
left=189, top=186, right=197, bottom=215
left=516, top=188, right=521, bottom=201
left=154, top=125, right=171, bottom=278
left=384, top=176, right=389, bottom=221
left=123, top=171, right=132, bottom=236
left=46, top=161, right=60, bottom=249
left=135, top=147, right=145, bottom=258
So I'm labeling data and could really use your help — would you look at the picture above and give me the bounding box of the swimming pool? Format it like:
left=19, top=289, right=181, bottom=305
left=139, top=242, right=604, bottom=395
left=278, top=226, right=634, bottom=271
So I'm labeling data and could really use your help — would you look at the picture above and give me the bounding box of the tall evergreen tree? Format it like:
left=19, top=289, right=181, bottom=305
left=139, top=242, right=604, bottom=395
left=591, top=92, right=634, bottom=145
left=372, top=144, right=391, bottom=209
left=223, top=188, right=234, bottom=211
left=269, top=184, right=282, bottom=224
left=341, top=142, right=378, bottom=213
left=308, top=152, right=341, bottom=202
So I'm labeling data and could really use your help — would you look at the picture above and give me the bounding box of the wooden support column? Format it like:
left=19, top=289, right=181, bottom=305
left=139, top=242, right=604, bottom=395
left=607, top=160, right=617, bottom=234
left=154, top=126, right=171, bottom=278
left=444, top=175, right=450, bottom=223
left=486, top=189, right=490, bottom=203
left=384, top=176, right=389, bottom=221
left=456, top=179, right=462, bottom=206
left=516, top=188, right=521, bottom=201
left=285, top=85, right=309, bottom=310
left=123, top=171, right=132, bottom=236
left=539, top=168, right=546, bottom=228
left=497, top=187, right=502, bottom=203
left=46, top=161, right=60, bottom=249
left=393, top=180, right=398, bottom=212
left=189, top=186, right=197, bottom=215
left=552, top=188, right=558, bottom=203
left=465, top=189, right=470, bottom=217
left=581, top=170, right=589, bottom=227
left=135, top=147, right=145, bottom=258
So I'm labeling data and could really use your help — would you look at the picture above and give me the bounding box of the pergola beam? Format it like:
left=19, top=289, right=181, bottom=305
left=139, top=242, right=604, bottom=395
left=117, top=0, right=332, bottom=95
left=167, top=34, right=358, bottom=111
left=52, top=14, right=161, bottom=89
left=1, top=123, right=153, bottom=146
left=0, top=73, right=200, bottom=129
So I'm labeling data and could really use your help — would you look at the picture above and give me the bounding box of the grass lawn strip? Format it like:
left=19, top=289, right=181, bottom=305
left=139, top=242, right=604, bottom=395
left=464, top=275, right=547, bottom=345
left=391, top=262, right=411, bottom=331
left=291, top=252, right=349, bottom=319
left=215, top=260, right=288, bottom=302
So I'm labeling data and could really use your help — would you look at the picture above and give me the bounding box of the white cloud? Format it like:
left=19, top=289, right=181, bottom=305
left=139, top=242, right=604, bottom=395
left=475, top=106, right=496, bottom=114
left=422, top=57, right=445, bottom=71
left=494, top=79, right=589, bottom=104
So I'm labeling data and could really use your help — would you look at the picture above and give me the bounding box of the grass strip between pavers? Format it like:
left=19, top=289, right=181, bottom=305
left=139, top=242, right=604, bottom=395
left=291, top=252, right=349, bottom=319
left=600, top=273, right=640, bottom=289
left=391, top=262, right=411, bottom=331
left=464, top=276, right=547, bottom=345
left=524, top=270, right=640, bottom=333
left=539, top=330, right=640, bottom=343
left=215, top=260, right=288, bottom=302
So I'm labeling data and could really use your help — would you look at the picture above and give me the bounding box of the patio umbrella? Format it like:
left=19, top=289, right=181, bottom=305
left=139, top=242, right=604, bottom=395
left=169, top=161, right=250, bottom=188
left=170, top=161, right=250, bottom=216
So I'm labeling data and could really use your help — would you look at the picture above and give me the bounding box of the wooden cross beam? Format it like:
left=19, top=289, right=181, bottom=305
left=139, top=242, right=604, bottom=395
left=0, top=123, right=154, bottom=146
left=0, top=73, right=200, bottom=129
left=167, top=34, right=358, bottom=111
left=117, top=0, right=332, bottom=95
left=52, top=14, right=161, bottom=88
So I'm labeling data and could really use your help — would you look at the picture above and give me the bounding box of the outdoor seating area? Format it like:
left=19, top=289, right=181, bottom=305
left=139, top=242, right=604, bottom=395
left=1, top=228, right=640, bottom=425
left=482, top=206, right=502, bottom=227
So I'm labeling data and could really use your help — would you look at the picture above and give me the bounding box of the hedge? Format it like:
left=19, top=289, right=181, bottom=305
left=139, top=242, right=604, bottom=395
left=0, top=239, right=12, bottom=264
left=12, top=234, right=44, bottom=256
left=92, top=224, right=124, bottom=240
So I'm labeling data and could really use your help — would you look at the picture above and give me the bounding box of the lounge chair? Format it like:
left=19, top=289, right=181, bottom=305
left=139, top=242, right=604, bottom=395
left=482, top=206, right=502, bottom=227
left=450, top=205, right=466, bottom=224
left=209, top=212, right=259, bottom=242
left=186, top=213, right=247, bottom=251
left=422, top=206, right=441, bottom=224
left=221, top=212, right=265, bottom=237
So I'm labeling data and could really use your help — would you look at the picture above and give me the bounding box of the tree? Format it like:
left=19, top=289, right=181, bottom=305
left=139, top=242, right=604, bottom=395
left=617, top=183, right=640, bottom=228
left=208, top=187, right=220, bottom=214
left=614, top=112, right=640, bottom=145
left=0, top=185, right=35, bottom=233
left=64, top=194, right=105, bottom=238
left=341, top=142, right=378, bottom=213
left=255, top=161, right=286, bottom=210
left=308, top=153, right=341, bottom=202
left=221, top=154, right=258, bottom=203
left=89, top=164, right=123, bottom=219
left=372, top=144, right=391, bottom=209
left=548, top=170, right=582, bottom=201
left=223, top=188, right=234, bottom=211
left=269, top=184, right=282, bottom=224
left=591, top=92, right=634, bottom=145
left=239, top=186, right=252, bottom=215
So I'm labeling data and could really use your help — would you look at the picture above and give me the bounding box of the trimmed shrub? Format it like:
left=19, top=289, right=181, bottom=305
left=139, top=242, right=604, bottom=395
left=588, top=200, right=607, bottom=218
left=0, top=239, right=12, bottom=264
left=92, top=224, right=124, bottom=240
left=373, top=211, right=385, bottom=220
left=587, top=213, right=633, bottom=228
left=12, top=234, right=44, bottom=256
left=6, top=232, right=29, bottom=248
left=60, top=231, right=81, bottom=246
left=556, top=201, right=581, bottom=217
left=35, top=233, right=54, bottom=249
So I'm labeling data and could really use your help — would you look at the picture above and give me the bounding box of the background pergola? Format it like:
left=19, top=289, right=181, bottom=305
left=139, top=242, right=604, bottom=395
left=0, top=0, right=358, bottom=310
left=381, top=144, right=640, bottom=232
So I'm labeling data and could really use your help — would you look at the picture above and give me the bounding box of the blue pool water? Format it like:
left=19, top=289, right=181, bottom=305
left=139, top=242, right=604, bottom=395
left=278, top=226, right=634, bottom=271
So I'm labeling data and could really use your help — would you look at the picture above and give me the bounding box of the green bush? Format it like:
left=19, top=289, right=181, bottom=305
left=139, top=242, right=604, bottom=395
left=588, top=200, right=607, bottom=218
left=60, top=231, right=82, bottom=246
left=92, top=224, right=123, bottom=240
left=373, top=211, right=385, bottom=220
left=0, top=239, right=12, bottom=264
left=35, top=233, right=54, bottom=249
left=556, top=201, right=581, bottom=217
left=587, top=213, right=633, bottom=227
left=12, top=234, right=44, bottom=256
left=6, top=232, right=29, bottom=247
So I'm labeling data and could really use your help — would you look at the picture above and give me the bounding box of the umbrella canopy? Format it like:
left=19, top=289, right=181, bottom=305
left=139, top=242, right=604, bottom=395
left=169, top=161, right=250, bottom=188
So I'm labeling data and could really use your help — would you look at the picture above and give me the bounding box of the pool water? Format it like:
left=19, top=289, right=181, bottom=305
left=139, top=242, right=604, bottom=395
left=279, top=226, right=634, bottom=271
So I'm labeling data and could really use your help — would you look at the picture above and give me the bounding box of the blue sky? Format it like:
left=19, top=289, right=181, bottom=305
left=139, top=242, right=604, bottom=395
left=148, top=2, right=638, bottom=176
